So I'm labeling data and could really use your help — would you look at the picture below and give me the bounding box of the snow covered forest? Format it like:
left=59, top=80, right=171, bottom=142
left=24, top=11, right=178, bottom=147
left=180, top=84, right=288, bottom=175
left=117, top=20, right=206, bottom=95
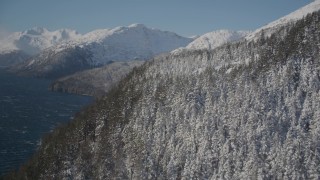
left=5, top=9, right=320, bottom=180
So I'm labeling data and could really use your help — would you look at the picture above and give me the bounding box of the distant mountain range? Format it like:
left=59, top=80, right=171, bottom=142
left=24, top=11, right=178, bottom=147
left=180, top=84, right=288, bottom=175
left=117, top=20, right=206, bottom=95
left=0, top=27, right=81, bottom=66
left=6, top=24, right=193, bottom=78
left=1, top=23, right=253, bottom=96
left=0, top=27, right=81, bottom=55
left=1, top=24, right=252, bottom=78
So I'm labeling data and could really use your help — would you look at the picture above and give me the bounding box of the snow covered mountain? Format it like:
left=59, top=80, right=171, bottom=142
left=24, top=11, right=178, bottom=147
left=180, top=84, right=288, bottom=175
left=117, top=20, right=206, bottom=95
left=246, top=0, right=320, bottom=40
left=10, top=24, right=192, bottom=78
left=6, top=2, right=320, bottom=180
left=0, top=27, right=81, bottom=66
left=47, top=29, right=251, bottom=95
left=186, top=30, right=250, bottom=50
left=0, top=27, right=81, bottom=55
left=70, top=23, right=192, bottom=65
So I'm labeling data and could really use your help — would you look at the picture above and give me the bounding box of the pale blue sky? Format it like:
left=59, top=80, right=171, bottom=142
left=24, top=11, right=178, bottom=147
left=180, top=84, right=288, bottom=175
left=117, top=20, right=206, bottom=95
left=0, top=0, right=314, bottom=36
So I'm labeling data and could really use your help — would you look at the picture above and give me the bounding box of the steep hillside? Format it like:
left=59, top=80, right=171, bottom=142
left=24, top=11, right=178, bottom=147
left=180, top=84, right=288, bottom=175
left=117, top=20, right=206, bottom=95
left=50, top=61, right=145, bottom=97
left=10, top=24, right=192, bottom=78
left=5, top=7, right=320, bottom=180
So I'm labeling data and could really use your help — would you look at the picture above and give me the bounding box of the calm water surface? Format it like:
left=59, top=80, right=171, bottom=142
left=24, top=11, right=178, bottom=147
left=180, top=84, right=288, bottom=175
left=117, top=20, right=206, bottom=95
left=0, top=69, right=93, bottom=176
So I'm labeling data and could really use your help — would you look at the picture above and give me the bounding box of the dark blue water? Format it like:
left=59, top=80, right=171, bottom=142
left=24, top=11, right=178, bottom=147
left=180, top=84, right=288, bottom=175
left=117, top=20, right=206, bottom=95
left=0, top=69, right=93, bottom=176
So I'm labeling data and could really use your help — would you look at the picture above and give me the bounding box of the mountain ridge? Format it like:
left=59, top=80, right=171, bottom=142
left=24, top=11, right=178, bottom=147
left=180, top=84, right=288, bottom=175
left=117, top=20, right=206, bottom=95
left=186, top=30, right=250, bottom=50
left=246, top=0, right=320, bottom=40
left=0, top=27, right=81, bottom=55
left=8, top=24, right=192, bottom=78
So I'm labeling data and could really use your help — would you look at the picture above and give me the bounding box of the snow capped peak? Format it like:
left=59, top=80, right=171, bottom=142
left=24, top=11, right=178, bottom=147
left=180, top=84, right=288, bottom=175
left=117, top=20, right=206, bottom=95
left=189, top=35, right=200, bottom=40
left=186, top=30, right=250, bottom=50
left=23, top=27, right=48, bottom=35
left=54, top=28, right=81, bottom=40
left=128, top=23, right=146, bottom=28
left=67, top=24, right=193, bottom=65
left=246, top=0, right=320, bottom=40
left=0, top=27, right=82, bottom=55
left=79, top=24, right=157, bottom=44
left=57, top=28, right=79, bottom=35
